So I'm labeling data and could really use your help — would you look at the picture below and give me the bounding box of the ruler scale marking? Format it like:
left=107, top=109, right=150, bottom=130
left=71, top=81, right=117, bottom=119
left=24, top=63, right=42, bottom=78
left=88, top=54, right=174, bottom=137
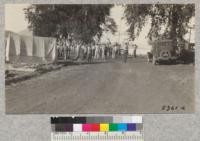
left=51, top=116, right=143, bottom=141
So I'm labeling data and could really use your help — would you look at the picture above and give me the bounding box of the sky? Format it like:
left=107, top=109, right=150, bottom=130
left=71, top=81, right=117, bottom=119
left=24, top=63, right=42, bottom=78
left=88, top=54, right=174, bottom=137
left=5, top=4, right=29, bottom=33
left=5, top=4, right=195, bottom=54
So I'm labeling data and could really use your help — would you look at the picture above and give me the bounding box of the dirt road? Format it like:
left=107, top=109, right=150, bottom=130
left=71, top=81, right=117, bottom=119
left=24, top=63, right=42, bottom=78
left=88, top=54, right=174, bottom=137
left=6, top=58, right=194, bottom=114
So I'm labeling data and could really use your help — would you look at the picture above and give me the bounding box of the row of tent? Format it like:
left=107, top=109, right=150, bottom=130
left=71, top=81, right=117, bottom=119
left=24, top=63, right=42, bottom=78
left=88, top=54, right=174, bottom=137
left=5, top=31, right=57, bottom=64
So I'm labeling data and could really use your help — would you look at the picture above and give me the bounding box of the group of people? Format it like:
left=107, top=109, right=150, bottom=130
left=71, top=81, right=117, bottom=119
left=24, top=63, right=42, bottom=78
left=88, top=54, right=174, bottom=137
left=56, top=36, right=72, bottom=60
left=75, top=43, right=123, bottom=63
left=56, top=35, right=138, bottom=63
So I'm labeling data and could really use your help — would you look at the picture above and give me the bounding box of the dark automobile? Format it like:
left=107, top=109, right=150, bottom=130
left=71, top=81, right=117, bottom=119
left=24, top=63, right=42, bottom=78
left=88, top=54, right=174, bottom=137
left=151, top=40, right=177, bottom=65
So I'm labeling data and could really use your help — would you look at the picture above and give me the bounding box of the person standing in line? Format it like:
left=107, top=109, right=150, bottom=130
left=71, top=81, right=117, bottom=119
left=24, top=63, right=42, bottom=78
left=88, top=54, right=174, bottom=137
left=86, top=45, right=89, bottom=61
left=62, top=37, right=67, bottom=60
left=117, top=44, right=121, bottom=59
left=56, top=35, right=64, bottom=59
left=92, top=43, right=96, bottom=59
left=84, top=44, right=88, bottom=59
left=65, top=39, right=70, bottom=59
left=75, top=41, right=82, bottom=60
left=108, top=46, right=112, bottom=59
left=102, top=45, right=105, bottom=61
left=112, top=43, right=117, bottom=59
left=133, top=44, right=138, bottom=58
left=94, top=44, right=99, bottom=59
left=124, top=43, right=129, bottom=63
left=99, top=45, right=102, bottom=59
left=87, top=45, right=93, bottom=63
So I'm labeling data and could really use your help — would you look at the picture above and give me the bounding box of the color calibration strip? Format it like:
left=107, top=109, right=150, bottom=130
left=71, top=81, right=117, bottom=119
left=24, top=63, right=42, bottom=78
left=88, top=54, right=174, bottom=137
left=51, top=116, right=143, bottom=141
left=51, top=116, right=142, bottom=132
left=52, top=123, right=142, bottom=132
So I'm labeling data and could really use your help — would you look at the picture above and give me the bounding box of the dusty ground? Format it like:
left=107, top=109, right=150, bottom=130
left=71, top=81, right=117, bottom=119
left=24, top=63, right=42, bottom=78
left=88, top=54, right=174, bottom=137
left=5, top=58, right=194, bottom=114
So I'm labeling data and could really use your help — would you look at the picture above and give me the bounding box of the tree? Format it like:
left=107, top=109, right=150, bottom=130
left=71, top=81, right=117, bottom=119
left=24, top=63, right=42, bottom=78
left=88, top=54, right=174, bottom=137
left=124, top=4, right=195, bottom=49
left=24, top=4, right=117, bottom=44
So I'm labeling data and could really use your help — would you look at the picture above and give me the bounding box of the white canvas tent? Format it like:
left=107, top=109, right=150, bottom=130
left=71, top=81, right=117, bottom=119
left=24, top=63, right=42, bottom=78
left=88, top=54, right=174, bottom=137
left=5, top=31, right=57, bottom=63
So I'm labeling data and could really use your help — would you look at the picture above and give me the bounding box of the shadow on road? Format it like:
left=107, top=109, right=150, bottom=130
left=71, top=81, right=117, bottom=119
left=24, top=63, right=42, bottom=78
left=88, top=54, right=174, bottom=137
left=58, top=60, right=113, bottom=67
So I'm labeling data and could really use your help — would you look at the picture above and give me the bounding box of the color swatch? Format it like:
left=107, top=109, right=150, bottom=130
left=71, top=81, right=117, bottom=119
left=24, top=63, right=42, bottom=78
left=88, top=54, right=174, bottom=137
left=51, top=116, right=142, bottom=132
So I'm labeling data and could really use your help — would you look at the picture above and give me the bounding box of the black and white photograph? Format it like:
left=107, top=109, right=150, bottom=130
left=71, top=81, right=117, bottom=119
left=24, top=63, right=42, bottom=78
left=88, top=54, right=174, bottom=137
left=5, top=4, right=195, bottom=114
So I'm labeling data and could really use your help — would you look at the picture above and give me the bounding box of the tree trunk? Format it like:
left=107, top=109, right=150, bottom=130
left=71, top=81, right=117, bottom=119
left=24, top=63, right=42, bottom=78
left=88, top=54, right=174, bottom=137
left=170, top=5, right=178, bottom=52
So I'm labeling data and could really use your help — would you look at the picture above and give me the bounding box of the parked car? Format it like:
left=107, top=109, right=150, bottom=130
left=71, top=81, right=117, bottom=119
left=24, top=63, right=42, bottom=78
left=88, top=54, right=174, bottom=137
left=151, top=40, right=177, bottom=65
left=176, top=47, right=195, bottom=64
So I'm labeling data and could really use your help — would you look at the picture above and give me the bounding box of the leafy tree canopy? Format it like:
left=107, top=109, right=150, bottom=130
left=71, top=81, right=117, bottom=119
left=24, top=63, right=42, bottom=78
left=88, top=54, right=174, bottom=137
left=24, top=4, right=117, bottom=44
left=124, top=4, right=195, bottom=46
